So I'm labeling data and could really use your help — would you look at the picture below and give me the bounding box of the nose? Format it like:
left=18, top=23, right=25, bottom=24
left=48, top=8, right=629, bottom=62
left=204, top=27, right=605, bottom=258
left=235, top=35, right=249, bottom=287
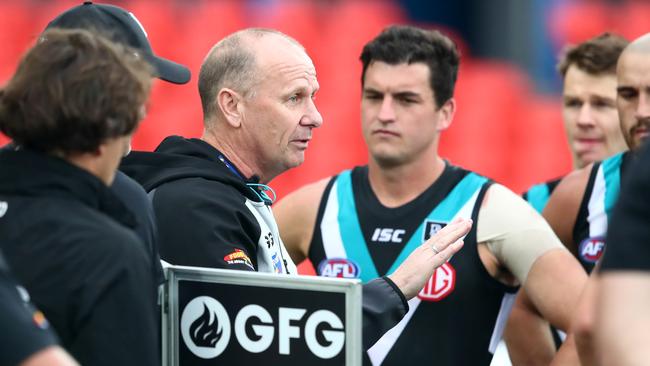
left=301, top=98, right=323, bottom=128
left=378, top=96, right=395, bottom=123
left=576, top=103, right=595, bottom=127
left=635, top=91, right=650, bottom=120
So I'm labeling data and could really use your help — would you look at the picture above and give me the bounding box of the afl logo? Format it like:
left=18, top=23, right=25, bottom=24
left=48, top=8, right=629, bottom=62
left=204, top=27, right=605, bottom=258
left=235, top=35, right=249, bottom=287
left=579, top=237, right=605, bottom=263
left=418, top=262, right=456, bottom=302
left=318, top=258, right=360, bottom=278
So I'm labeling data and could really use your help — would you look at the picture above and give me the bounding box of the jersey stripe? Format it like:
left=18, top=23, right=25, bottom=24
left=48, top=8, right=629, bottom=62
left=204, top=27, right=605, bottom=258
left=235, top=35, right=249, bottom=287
left=602, top=153, right=623, bottom=217
left=335, top=170, right=380, bottom=282
left=525, top=183, right=550, bottom=213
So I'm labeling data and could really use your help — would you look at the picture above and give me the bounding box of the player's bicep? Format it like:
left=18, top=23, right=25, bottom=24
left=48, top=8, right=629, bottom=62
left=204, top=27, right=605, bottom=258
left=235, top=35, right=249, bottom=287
left=478, top=184, right=566, bottom=285
left=524, top=248, right=588, bottom=331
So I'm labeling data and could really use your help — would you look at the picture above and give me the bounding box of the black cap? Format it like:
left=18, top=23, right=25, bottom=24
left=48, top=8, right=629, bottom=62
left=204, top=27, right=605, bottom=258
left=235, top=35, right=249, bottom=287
left=45, top=1, right=190, bottom=84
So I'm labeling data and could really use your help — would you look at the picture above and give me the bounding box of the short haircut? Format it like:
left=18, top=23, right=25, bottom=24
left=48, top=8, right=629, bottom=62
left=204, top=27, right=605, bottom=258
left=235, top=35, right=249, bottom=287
left=0, top=28, right=152, bottom=154
left=360, top=25, right=460, bottom=108
left=557, top=33, right=629, bottom=78
left=198, top=28, right=303, bottom=123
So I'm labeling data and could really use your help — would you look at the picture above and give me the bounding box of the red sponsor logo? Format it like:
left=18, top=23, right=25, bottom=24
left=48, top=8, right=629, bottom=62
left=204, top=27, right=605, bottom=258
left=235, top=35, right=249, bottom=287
left=223, top=249, right=254, bottom=269
left=417, top=262, right=456, bottom=302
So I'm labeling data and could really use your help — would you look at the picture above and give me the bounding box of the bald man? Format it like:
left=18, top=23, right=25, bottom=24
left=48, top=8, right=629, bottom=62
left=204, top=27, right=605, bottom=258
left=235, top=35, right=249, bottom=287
left=542, top=33, right=650, bottom=364
left=595, top=33, right=650, bottom=365
left=121, top=28, right=469, bottom=348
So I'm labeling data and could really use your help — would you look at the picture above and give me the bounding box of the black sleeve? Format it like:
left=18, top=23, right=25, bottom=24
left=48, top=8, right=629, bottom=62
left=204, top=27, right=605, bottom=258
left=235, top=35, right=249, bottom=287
left=68, top=234, right=159, bottom=366
left=0, top=270, right=58, bottom=366
left=362, top=276, right=409, bottom=350
left=601, top=144, right=650, bottom=271
left=153, top=178, right=260, bottom=271
left=111, top=170, right=165, bottom=285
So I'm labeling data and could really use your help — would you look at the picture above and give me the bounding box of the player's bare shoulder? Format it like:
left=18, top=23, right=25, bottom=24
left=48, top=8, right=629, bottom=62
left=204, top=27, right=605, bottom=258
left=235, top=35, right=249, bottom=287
left=274, top=177, right=332, bottom=262
left=542, top=164, right=593, bottom=248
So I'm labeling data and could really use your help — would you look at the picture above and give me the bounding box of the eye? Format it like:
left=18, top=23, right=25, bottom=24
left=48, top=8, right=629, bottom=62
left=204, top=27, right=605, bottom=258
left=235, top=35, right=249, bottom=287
left=564, top=99, right=581, bottom=108
left=363, top=92, right=382, bottom=101
left=618, top=88, right=638, bottom=101
left=397, top=96, right=417, bottom=104
left=591, top=99, right=613, bottom=109
left=288, top=94, right=301, bottom=103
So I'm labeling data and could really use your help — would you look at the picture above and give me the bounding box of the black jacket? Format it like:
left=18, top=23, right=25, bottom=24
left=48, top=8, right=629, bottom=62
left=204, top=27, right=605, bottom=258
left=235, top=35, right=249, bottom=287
left=122, top=136, right=295, bottom=273
left=0, top=251, right=58, bottom=366
left=121, top=136, right=407, bottom=348
left=2, top=143, right=164, bottom=284
left=0, top=149, right=159, bottom=366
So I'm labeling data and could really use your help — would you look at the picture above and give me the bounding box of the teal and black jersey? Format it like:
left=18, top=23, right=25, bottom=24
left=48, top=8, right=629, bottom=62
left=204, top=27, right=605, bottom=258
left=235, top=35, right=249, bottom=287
left=573, top=152, right=630, bottom=272
left=308, top=164, right=518, bottom=365
left=523, top=177, right=563, bottom=213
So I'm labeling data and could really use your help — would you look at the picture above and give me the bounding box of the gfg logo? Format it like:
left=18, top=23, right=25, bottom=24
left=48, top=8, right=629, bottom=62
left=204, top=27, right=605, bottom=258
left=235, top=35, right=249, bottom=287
left=180, top=297, right=345, bottom=359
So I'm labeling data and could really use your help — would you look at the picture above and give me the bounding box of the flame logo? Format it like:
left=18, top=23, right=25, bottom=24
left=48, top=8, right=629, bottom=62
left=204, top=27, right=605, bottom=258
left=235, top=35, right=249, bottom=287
left=190, top=303, right=223, bottom=348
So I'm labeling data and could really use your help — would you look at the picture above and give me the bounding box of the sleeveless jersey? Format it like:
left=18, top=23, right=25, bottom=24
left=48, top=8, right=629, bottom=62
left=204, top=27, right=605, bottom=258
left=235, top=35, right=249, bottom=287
left=309, top=165, right=518, bottom=365
left=523, top=177, right=562, bottom=213
left=573, top=152, right=628, bottom=272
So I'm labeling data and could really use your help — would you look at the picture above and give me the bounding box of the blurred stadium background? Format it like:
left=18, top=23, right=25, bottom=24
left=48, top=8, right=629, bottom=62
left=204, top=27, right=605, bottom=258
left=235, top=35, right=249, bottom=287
left=1, top=0, right=647, bottom=273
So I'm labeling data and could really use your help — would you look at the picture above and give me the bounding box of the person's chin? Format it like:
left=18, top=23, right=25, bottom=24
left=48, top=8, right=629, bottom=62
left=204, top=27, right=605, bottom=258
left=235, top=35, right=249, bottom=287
left=576, top=149, right=603, bottom=165
left=286, top=153, right=305, bottom=169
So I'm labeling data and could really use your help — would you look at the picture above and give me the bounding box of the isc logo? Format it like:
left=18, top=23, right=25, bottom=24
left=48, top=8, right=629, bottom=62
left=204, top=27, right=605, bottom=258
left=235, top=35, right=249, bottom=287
left=318, top=258, right=360, bottom=278
left=371, top=228, right=405, bottom=243
left=579, top=237, right=605, bottom=263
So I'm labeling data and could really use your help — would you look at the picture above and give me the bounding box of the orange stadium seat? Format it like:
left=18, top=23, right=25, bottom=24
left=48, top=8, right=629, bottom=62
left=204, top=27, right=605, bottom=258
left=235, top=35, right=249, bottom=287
left=271, top=0, right=407, bottom=199
left=509, top=97, right=572, bottom=193
left=441, top=60, right=531, bottom=188
left=548, top=2, right=612, bottom=46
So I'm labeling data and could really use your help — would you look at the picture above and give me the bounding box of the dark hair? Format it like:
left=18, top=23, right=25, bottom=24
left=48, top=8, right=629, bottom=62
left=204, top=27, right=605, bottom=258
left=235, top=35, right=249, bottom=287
left=557, top=33, right=629, bottom=78
left=360, top=25, right=460, bottom=107
left=0, top=28, right=152, bottom=154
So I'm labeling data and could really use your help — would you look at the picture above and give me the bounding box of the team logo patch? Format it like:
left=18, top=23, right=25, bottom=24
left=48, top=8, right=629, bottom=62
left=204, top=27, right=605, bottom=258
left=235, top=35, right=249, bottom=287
left=579, top=237, right=606, bottom=263
left=423, top=220, right=447, bottom=241
left=418, top=262, right=456, bottom=301
left=271, top=253, right=283, bottom=273
left=223, top=249, right=254, bottom=270
left=317, top=258, right=361, bottom=278
left=32, top=310, right=49, bottom=329
left=180, top=296, right=230, bottom=359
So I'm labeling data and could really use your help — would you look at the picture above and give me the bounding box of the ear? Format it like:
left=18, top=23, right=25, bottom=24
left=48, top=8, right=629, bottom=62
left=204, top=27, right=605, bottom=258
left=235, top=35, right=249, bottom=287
left=91, top=144, right=104, bottom=157
left=217, top=88, right=243, bottom=128
left=436, top=98, right=456, bottom=132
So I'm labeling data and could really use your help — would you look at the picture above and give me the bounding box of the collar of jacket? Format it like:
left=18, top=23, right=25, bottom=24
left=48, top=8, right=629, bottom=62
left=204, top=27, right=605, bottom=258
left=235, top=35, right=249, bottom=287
left=121, top=136, right=266, bottom=203
left=0, top=148, right=136, bottom=229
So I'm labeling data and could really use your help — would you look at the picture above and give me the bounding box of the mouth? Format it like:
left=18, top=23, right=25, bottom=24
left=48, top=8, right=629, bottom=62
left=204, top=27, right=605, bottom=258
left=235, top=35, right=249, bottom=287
left=373, top=129, right=400, bottom=137
left=290, top=138, right=311, bottom=149
left=573, top=137, right=604, bottom=156
left=575, top=137, right=603, bottom=144
left=633, top=128, right=649, bottom=140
